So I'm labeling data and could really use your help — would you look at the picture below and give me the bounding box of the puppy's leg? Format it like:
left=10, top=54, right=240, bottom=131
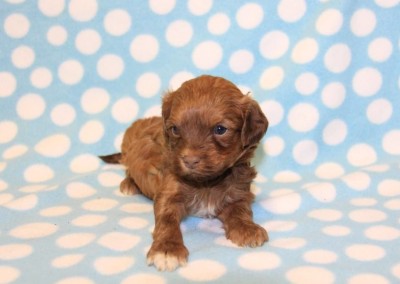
left=147, top=194, right=188, bottom=271
left=120, top=173, right=140, bottom=195
left=218, top=200, right=268, bottom=247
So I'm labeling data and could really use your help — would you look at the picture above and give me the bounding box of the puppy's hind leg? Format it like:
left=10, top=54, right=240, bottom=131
left=120, top=173, right=141, bottom=195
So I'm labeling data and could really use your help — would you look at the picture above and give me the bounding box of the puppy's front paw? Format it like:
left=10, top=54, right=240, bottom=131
left=120, top=177, right=140, bottom=195
left=147, top=241, right=189, bottom=271
left=227, top=223, right=268, bottom=248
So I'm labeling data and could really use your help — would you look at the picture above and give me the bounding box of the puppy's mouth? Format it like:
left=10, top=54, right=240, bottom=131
left=176, top=157, right=229, bottom=184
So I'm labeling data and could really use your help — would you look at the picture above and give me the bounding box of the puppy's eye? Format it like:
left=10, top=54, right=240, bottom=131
left=214, top=125, right=227, bottom=135
left=171, top=125, right=180, bottom=136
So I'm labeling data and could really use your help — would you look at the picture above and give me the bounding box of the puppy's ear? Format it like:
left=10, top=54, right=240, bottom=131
left=241, top=99, right=269, bottom=148
left=162, top=91, right=174, bottom=121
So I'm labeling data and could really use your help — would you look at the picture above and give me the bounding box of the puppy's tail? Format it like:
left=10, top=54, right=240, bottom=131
left=99, top=153, right=122, bottom=164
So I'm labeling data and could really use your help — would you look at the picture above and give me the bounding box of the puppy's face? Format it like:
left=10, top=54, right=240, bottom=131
left=162, top=76, right=268, bottom=182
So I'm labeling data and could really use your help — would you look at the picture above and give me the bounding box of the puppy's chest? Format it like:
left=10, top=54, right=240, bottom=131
left=185, top=188, right=229, bottom=219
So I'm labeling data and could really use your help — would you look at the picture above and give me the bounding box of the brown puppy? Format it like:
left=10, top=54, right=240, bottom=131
left=100, top=75, right=269, bottom=271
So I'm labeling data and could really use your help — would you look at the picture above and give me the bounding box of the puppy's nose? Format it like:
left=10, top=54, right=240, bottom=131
left=182, top=156, right=200, bottom=169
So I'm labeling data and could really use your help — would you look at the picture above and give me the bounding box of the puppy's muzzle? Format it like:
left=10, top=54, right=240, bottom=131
left=182, top=155, right=200, bottom=169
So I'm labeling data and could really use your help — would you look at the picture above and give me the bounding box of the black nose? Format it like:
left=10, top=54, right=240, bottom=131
left=182, top=155, right=200, bottom=169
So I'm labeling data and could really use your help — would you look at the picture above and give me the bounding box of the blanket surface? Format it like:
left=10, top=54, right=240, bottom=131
left=1, top=0, right=400, bottom=283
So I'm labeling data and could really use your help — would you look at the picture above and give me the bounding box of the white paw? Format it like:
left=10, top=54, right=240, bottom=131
left=147, top=252, right=187, bottom=271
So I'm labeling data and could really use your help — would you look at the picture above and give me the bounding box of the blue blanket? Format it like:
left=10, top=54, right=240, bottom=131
left=1, top=0, right=399, bottom=283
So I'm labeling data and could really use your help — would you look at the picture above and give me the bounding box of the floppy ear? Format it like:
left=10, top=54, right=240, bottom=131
left=161, top=91, right=173, bottom=121
left=241, top=99, right=269, bottom=148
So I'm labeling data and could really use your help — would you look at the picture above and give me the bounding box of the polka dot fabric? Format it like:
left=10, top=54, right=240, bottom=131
left=1, top=0, right=399, bottom=283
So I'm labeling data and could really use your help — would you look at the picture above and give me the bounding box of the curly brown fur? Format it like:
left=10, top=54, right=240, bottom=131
left=100, top=75, right=269, bottom=271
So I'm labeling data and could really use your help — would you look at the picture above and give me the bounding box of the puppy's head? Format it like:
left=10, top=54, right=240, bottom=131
left=162, top=75, right=268, bottom=182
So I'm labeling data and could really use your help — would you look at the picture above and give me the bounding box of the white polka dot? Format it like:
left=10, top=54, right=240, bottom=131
left=270, top=238, right=306, bottom=249
left=38, top=0, right=65, bottom=17
left=364, top=164, right=390, bottom=173
left=111, top=97, right=139, bottom=123
left=384, top=199, right=400, bottom=211
left=0, top=244, right=33, bottom=260
left=349, top=209, right=387, bottom=223
left=136, top=72, right=161, bottom=98
left=94, top=256, right=134, bottom=275
left=316, top=9, right=343, bottom=35
left=368, top=37, right=393, bottom=62
left=5, top=0, right=25, bottom=3
left=35, top=134, right=70, bottom=157
left=57, top=233, right=96, bottom=249
left=71, top=215, right=107, bottom=227
left=274, top=171, right=302, bottom=183
left=347, top=143, right=377, bottom=167
left=259, top=30, right=290, bottom=60
left=104, top=9, right=131, bottom=36
left=365, top=225, right=400, bottom=241
left=82, top=198, right=118, bottom=212
left=295, top=72, right=319, bottom=95
left=393, top=263, right=400, bottom=280
left=3, top=194, right=38, bottom=211
left=287, top=266, right=334, bottom=284
left=12, top=45, right=35, bottom=69
left=18, top=184, right=54, bottom=193
left=367, top=99, right=393, bottom=124
left=192, top=41, right=223, bottom=70
left=263, top=136, right=285, bottom=157
left=0, top=266, right=20, bottom=283
left=30, top=67, right=53, bottom=89
left=81, top=88, right=110, bottom=114
left=308, top=209, right=342, bottom=222
left=56, top=277, right=94, bottom=284
left=261, top=189, right=302, bottom=214
left=236, top=3, right=264, bottom=29
left=122, top=274, right=165, bottom=284
left=238, top=252, right=281, bottom=270
left=382, top=130, right=400, bottom=155
left=259, top=66, right=284, bottom=90
left=47, top=25, right=67, bottom=46
left=321, top=82, right=346, bottom=109
left=166, top=20, right=193, bottom=47
left=69, top=154, right=100, bottom=173
left=98, top=172, right=123, bottom=187
left=323, top=119, right=347, bottom=145
left=40, top=206, right=71, bottom=217
left=4, top=13, right=30, bottom=38
left=260, top=100, right=284, bottom=127
left=315, top=162, right=344, bottom=179
left=58, top=60, right=84, bottom=85
left=208, top=13, right=230, bottom=35
left=351, top=9, right=376, bottom=37
left=324, top=43, right=351, bottom=73
left=79, top=120, right=104, bottom=144
left=264, top=220, right=297, bottom=232
left=349, top=274, right=389, bottom=284
left=187, top=0, right=212, bottom=15
left=0, top=121, right=18, bottom=144
left=17, top=93, right=46, bottom=120
left=51, top=103, right=76, bottom=126
left=149, top=0, right=175, bottom=14
left=350, top=197, right=377, bottom=207
left=97, top=54, right=124, bottom=80
left=24, top=164, right=54, bottom=183
left=169, top=71, right=194, bottom=90
left=292, top=140, right=318, bottom=165
left=288, top=103, right=319, bottom=132
left=374, top=0, right=400, bottom=8
left=179, top=260, right=226, bottom=281
left=305, top=182, right=336, bottom=203
left=10, top=222, right=58, bottom=239
left=346, top=244, right=385, bottom=261
left=3, top=144, right=28, bottom=159
left=341, top=172, right=371, bottom=191
left=52, top=254, right=85, bottom=268
left=278, top=0, right=307, bottom=22
left=97, top=232, right=140, bottom=251
left=120, top=202, right=153, bottom=213
left=119, top=217, right=148, bottom=230
left=378, top=179, right=400, bottom=197
left=229, top=50, right=254, bottom=74
left=66, top=182, right=96, bottom=199
left=130, top=34, right=159, bottom=63
left=303, top=249, right=338, bottom=264
left=291, top=38, right=319, bottom=64
left=353, top=67, right=382, bottom=97
left=0, top=72, right=17, bottom=97
left=68, top=0, right=98, bottom=22
left=322, top=225, right=350, bottom=236
left=75, top=29, right=101, bottom=55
